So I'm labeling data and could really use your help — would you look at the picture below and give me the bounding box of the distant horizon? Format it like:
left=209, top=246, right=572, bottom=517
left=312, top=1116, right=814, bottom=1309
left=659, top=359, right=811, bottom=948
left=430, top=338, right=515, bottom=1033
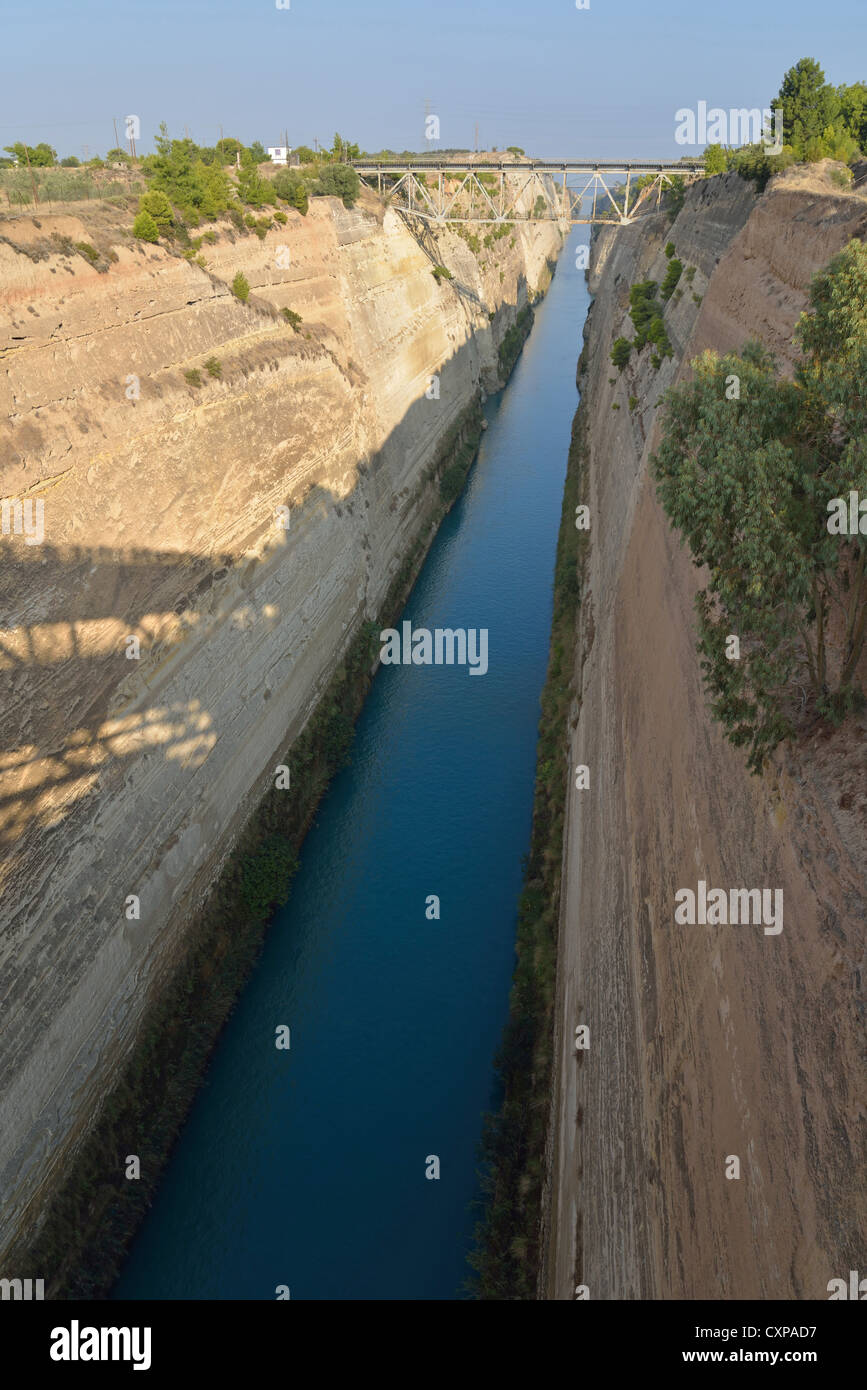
left=2, top=0, right=863, bottom=163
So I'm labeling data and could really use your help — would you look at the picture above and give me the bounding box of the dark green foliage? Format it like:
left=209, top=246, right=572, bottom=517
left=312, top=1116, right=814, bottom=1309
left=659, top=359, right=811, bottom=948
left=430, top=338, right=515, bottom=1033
left=660, top=257, right=683, bottom=301
left=183, top=368, right=202, bottom=387
left=664, top=241, right=676, bottom=259
left=838, top=81, right=867, bottom=152
left=628, top=280, right=672, bottom=355
left=204, top=356, right=222, bottom=378
left=312, top=163, right=361, bottom=208
left=74, top=241, right=100, bottom=265
left=729, top=142, right=795, bottom=191
left=272, top=168, right=309, bottom=214
left=652, top=241, right=867, bottom=771
left=775, top=58, right=841, bottom=158
left=231, top=271, right=250, bottom=302
left=60, top=155, right=81, bottom=167
left=237, top=154, right=276, bottom=208
left=432, top=263, right=453, bottom=281
left=240, top=835, right=297, bottom=918
left=281, top=307, right=302, bottom=329
left=142, top=124, right=233, bottom=221
left=610, top=335, right=632, bottom=370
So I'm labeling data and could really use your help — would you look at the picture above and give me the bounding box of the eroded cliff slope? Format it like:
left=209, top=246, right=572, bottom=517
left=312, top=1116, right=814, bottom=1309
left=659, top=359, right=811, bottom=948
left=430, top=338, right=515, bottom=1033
left=0, top=189, right=563, bottom=1261
left=548, top=166, right=866, bottom=1299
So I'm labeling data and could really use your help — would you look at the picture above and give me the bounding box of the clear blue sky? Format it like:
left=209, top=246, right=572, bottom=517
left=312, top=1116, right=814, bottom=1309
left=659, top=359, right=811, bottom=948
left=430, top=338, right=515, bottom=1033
left=2, top=0, right=864, bottom=160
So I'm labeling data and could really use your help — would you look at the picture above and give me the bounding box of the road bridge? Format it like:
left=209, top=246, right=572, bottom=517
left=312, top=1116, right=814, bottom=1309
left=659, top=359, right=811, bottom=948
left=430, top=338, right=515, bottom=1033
left=350, top=158, right=705, bottom=225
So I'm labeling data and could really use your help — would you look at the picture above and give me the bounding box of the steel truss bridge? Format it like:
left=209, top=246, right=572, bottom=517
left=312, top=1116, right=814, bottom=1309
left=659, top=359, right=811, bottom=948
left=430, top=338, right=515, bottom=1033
left=350, top=159, right=706, bottom=226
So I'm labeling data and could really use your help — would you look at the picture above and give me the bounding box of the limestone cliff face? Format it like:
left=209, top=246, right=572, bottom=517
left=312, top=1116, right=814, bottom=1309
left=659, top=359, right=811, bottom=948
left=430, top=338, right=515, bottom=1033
left=0, top=191, right=563, bottom=1258
left=547, top=168, right=867, bottom=1299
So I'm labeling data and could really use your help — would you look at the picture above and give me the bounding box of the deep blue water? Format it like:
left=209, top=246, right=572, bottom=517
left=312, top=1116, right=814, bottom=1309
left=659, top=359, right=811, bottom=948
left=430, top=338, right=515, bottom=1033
left=115, top=232, right=590, bottom=1301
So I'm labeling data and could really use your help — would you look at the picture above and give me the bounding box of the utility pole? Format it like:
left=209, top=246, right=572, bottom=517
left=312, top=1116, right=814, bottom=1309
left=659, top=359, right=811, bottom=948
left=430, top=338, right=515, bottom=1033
left=113, top=117, right=119, bottom=152
left=219, top=125, right=224, bottom=162
left=474, top=122, right=479, bottom=154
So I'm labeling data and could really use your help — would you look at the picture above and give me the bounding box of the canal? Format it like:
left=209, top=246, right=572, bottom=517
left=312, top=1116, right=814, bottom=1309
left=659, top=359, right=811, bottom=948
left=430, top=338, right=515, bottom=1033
left=115, top=230, right=591, bottom=1301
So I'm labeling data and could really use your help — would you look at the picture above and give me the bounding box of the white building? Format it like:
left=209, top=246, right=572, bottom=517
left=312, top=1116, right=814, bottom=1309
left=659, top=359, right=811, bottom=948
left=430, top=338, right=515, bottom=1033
left=267, top=146, right=290, bottom=166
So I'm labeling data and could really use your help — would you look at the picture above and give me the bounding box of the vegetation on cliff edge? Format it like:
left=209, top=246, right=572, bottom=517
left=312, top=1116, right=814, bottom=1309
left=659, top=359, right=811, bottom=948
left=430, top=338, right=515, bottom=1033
left=652, top=238, right=867, bottom=773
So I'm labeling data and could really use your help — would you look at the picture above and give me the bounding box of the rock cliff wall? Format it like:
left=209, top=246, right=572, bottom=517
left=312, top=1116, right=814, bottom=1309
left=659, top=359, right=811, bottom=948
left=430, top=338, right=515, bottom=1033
left=547, top=167, right=867, bottom=1299
left=0, top=189, right=563, bottom=1259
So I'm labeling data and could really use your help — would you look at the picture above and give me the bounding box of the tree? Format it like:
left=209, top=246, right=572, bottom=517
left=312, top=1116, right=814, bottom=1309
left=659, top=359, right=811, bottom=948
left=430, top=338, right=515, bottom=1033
left=105, top=147, right=132, bottom=164
left=246, top=141, right=267, bottom=163
left=329, top=132, right=359, bottom=162
left=60, top=155, right=81, bottom=167
left=506, top=146, right=526, bottom=157
left=273, top=168, right=309, bottom=214
left=132, top=210, right=160, bottom=243
left=838, top=82, right=867, bottom=153
left=294, top=145, right=315, bottom=164
left=313, top=163, right=361, bottom=207
left=144, top=123, right=232, bottom=219
left=217, top=137, right=243, bottom=163
left=4, top=141, right=56, bottom=166
left=138, top=189, right=173, bottom=228
left=610, top=337, right=632, bottom=370
left=703, top=143, right=728, bottom=176
left=231, top=271, right=250, bottom=302
left=651, top=241, right=867, bottom=771
left=774, top=58, right=841, bottom=159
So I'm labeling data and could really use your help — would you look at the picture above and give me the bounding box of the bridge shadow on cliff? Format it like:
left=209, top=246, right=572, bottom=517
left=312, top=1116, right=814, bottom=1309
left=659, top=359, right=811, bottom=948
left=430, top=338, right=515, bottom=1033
left=0, top=280, right=536, bottom=867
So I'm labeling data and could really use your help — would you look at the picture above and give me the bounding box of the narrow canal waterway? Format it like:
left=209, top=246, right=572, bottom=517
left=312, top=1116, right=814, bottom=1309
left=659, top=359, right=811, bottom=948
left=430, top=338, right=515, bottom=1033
left=115, top=231, right=591, bottom=1301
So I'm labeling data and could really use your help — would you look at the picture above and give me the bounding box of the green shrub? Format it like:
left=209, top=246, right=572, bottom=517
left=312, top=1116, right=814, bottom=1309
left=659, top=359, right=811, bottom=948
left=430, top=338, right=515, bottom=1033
left=75, top=241, right=100, bottom=265
left=139, top=189, right=174, bottom=228
left=312, top=163, right=360, bottom=208
left=132, top=210, right=160, bottom=243
left=231, top=271, right=250, bottom=302
left=660, top=257, right=683, bottom=301
left=664, top=241, right=676, bottom=258
left=610, top=336, right=632, bottom=370
left=432, top=264, right=453, bottom=281
left=183, top=368, right=202, bottom=386
left=273, top=209, right=287, bottom=224
left=239, top=834, right=298, bottom=919
left=628, top=395, right=638, bottom=412
left=204, top=356, right=222, bottom=378
left=273, top=168, right=309, bottom=215
left=281, top=307, right=302, bottom=329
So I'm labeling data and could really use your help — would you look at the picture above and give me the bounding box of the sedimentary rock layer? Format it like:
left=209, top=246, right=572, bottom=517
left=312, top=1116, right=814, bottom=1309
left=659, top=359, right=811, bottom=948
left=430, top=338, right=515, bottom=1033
left=0, top=190, right=563, bottom=1258
left=548, top=168, right=867, bottom=1300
